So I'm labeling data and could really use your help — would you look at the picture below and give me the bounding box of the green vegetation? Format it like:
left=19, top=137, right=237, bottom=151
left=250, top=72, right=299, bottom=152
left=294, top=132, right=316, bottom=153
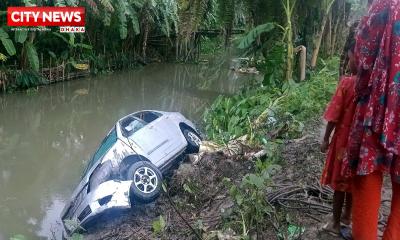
left=152, top=215, right=167, bottom=235
left=225, top=162, right=281, bottom=237
left=0, top=0, right=362, bottom=92
left=204, top=57, right=339, bottom=144
left=203, top=57, right=339, bottom=238
left=200, top=36, right=224, bottom=57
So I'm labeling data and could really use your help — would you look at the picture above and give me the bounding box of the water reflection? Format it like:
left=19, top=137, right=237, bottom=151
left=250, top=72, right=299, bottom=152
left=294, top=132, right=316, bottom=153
left=0, top=60, right=255, bottom=239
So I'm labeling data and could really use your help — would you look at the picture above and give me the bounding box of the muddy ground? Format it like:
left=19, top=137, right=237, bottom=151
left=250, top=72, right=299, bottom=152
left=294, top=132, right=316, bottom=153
left=84, top=119, right=392, bottom=240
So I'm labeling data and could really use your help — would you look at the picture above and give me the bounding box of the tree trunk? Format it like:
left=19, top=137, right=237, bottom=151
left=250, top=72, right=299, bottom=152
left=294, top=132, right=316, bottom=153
left=286, top=27, right=294, bottom=81
left=142, top=11, right=149, bottom=62
left=311, top=0, right=335, bottom=68
left=331, top=0, right=345, bottom=56
left=296, top=46, right=306, bottom=81
left=326, top=11, right=332, bottom=55
left=283, top=0, right=296, bottom=81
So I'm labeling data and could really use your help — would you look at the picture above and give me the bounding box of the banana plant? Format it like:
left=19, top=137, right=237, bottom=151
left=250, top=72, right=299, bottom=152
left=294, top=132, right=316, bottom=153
left=237, top=22, right=275, bottom=50
left=15, top=30, right=28, bottom=44
left=25, top=42, right=39, bottom=71
left=0, top=28, right=16, bottom=57
left=0, top=25, right=40, bottom=71
left=52, top=32, right=92, bottom=69
left=8, top=27, right=40, bottom=72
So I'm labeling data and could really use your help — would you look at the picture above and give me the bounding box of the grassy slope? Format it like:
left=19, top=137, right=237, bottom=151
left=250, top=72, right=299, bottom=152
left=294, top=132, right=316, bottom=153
left=204, top=57, right=339, bottom=144
left=199, top=57, right=341, bottom=239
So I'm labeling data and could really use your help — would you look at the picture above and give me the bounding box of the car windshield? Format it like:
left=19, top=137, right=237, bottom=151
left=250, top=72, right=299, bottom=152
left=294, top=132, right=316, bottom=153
left=82, top=127, right=117, bottom=177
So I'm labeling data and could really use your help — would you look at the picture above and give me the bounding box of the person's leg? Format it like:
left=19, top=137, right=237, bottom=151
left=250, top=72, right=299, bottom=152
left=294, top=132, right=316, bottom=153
left=383, top=179, right=400, bottom=240
left=341, top=192, right=352, bottom=225
left=332, top=191, right=346, bottom=228
left=352, top=171, right=383, bottom=240
left=323, top=191, right=345, bottom=235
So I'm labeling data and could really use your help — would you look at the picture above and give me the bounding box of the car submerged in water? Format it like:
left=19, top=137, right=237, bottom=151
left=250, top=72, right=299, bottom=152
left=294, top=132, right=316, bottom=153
left=60, top=110, right=202, bottom=235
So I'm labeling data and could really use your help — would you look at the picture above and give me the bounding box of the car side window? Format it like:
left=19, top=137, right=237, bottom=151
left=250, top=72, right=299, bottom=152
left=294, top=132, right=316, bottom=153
left=134, top=111, right=161, bottom=123
left=120, top=116, right=147, bottom=137
left=83, top=127, right=117, bottom=176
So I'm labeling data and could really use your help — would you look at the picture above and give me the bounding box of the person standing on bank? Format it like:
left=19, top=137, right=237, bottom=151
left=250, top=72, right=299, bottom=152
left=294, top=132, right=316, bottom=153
left=341, top=0, right=400, bottom=239
left=320, top=33, right=358, bottom=237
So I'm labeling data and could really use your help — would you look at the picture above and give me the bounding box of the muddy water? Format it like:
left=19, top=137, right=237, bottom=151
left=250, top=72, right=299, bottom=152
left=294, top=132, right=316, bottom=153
left=0, top=58, right=256, bottom=239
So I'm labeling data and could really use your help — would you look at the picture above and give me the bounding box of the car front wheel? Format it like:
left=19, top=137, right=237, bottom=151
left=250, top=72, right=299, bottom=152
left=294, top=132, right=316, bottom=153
left=126, top=161, right=162, bottom=204
left=183, top=129, right=201, bottom=154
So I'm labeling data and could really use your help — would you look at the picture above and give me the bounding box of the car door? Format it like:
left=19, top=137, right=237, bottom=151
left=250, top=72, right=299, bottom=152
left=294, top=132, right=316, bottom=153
left=126, top=117, right=171, bottom=165
left=149, top=114, right=186, bottom=161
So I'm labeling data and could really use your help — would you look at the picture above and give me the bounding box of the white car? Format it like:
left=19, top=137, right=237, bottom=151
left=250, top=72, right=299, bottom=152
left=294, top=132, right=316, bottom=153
left=60, top=110, right=201, bottom=235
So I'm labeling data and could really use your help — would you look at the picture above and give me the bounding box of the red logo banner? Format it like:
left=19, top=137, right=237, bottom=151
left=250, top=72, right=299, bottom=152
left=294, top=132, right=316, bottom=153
left=7, top=7, right=85, bottom=27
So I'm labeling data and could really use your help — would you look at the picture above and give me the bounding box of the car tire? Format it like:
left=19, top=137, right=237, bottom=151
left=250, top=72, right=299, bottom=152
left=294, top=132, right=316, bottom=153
left=183, top=129, right=201, bottom=154
left=126, top=161, right=162, bottom=204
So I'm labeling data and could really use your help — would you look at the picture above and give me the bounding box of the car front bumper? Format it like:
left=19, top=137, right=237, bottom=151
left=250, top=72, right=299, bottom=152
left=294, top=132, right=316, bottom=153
left=63, top=180, right=133, bottom=235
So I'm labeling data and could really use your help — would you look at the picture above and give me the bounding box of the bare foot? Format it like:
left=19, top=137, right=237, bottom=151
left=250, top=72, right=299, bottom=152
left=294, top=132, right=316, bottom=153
left=341, top=216, right=351, bottom=226
left=322, top=221, right=341, bottom=236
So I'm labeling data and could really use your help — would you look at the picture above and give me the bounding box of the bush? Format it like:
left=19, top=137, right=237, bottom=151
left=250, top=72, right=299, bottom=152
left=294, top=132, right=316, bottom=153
left=15, top=70, right=48, bottom=89
left=203, top=57, right=339, bottom=144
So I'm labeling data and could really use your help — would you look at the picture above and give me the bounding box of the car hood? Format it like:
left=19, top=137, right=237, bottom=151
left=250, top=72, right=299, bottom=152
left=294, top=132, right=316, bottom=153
left=61, top=161, right=101, bottom=219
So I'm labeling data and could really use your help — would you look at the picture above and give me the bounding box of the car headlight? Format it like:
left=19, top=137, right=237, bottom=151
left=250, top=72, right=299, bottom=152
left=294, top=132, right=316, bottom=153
left=88, top=161, right=113, bottom=192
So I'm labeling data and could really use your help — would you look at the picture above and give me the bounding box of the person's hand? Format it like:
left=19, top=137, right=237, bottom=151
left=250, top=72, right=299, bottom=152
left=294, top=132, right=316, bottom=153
left=320, top=140, right=329, bottom=153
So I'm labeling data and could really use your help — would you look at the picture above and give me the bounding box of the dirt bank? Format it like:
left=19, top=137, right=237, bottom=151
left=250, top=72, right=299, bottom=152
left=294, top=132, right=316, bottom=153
left=84, top=148, right=255, bottom=240
left=270, top=119, right=391, bottom=240
left=84, top=119, right=391, bottom=240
